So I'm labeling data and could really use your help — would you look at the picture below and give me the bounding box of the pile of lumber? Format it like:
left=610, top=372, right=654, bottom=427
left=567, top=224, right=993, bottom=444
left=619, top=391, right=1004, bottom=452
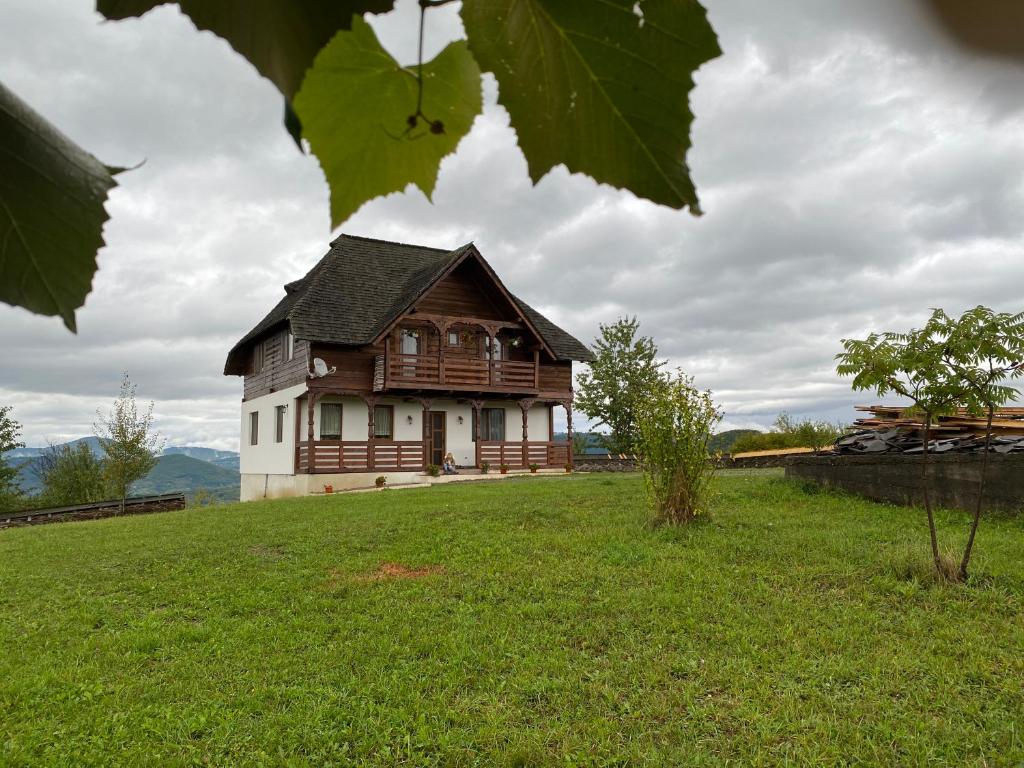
left=835, top=405, right=1024, bottom=455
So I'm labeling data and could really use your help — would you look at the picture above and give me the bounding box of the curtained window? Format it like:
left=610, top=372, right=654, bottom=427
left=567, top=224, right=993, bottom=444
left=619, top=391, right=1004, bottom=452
left=320, top=403, right=342, bottom=439
left=373, top=405, right=393, bottom=440
left=473, top=407, right=505, bottom=442
left=249, top=411, right=259, bottom=445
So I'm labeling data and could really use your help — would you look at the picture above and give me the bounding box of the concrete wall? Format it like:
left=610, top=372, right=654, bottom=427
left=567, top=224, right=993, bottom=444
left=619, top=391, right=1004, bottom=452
left=785, top=453, right=1024, bottom=513
left=239, top=382, right=306, bottom=475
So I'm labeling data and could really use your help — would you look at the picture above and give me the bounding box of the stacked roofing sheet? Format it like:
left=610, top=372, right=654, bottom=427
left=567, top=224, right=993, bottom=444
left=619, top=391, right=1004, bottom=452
left=835, top=405, right=1024, bottom=454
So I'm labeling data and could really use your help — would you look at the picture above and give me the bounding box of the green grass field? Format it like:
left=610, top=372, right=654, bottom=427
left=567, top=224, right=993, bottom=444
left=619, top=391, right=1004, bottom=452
left=1, top=472, right=1022, bottom=766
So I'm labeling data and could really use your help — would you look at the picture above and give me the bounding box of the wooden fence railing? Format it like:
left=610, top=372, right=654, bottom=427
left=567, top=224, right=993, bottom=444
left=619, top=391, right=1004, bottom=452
left=374, top=354, right=538, bottom=392
left=296, top=440, right=425, bottom=473
left=479, top=441, right=570, bottom=469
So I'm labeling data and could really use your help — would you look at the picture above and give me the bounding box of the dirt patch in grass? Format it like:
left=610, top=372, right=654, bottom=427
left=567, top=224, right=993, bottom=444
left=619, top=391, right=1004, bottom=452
left=362, top=562, right=446, bottom=581
left=248, top=544, right=287, bottom=559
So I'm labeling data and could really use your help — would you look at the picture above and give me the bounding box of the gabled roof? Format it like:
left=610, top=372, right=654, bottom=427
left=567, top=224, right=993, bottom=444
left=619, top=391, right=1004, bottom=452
left=224, top=234, right=594, bottom=375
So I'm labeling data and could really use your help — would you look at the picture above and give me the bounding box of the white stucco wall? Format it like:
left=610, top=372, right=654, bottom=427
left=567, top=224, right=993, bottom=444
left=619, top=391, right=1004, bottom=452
left=239, top=382, right=307, bottom=475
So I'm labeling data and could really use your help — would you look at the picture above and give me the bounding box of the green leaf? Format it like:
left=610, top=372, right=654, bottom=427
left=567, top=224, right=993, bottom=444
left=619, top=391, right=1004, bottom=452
left=461, top=0, right=721, bottom=214
left=96, top=0, right=395, bottom=144
left=294, top=16, right=483, bottom=227
left=0, top=81, right=120, bottom=331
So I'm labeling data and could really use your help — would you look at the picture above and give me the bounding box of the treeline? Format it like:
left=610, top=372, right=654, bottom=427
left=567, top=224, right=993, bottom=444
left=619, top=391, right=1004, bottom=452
left=728, top=414, right=845, bottom=454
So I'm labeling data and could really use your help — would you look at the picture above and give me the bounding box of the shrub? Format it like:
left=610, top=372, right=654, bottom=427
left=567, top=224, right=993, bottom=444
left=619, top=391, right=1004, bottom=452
left=36, top=442, right=108, bottom=506
left=729, top=413, right=844, bottom=454
left=375, top=475, right=386, bottom=488
left=480, top=460, right=490, bottom=474
left=499, top=464, right=509, bottom=474
left=636, top=371, right=722, bottom=525
left=426, top=464, right=440, bottom=477
left=528, top=463, right=539, bottom=473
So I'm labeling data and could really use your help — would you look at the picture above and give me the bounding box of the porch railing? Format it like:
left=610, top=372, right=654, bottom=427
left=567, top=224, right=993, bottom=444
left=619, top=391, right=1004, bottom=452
left=374, top=353, right=538, bottom=392
left=479, top=441, right=570, bottom=469
left=296, top=440, right=425, bottom=473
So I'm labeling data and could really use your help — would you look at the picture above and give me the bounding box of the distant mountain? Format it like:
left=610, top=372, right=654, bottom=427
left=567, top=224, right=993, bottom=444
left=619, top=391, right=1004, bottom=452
left=4, top=438, right=240, bottom=502
left=132, top=454, right=239, bottom=501
left=164, top=446, right=240, bottom=471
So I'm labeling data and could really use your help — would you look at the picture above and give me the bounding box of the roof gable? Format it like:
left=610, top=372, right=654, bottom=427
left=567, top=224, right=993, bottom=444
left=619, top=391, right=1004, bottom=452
left=224, top=234, right=594, bottom=375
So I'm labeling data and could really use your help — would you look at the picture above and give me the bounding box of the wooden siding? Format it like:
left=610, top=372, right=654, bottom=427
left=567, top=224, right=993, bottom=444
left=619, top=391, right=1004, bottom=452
left=306, top=342, right=383, bottom=394
left=244, top=334, right=309, bottom=401
left=538, top=361, right=572, bottom=395
left=414, top=260, right=508, bottom=319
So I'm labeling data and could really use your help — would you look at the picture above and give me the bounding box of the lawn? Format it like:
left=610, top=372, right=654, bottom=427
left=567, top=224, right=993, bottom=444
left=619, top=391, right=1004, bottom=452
left=1, top=472, right=1022, bottom=766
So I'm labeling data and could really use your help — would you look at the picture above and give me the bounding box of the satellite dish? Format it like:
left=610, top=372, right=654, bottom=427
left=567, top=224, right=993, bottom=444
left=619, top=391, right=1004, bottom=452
left=308, top=357, right=337, bottom=378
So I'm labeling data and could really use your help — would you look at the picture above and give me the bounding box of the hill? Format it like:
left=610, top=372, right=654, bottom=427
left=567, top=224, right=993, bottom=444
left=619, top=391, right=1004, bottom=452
left=130, top=453, right=240, bottom=501
left=708, top=429, right=761, bottom=454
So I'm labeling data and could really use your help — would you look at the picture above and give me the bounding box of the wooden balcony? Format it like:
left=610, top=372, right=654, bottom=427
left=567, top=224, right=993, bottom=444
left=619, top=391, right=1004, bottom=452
left=374, top=353, right=539, bottom=393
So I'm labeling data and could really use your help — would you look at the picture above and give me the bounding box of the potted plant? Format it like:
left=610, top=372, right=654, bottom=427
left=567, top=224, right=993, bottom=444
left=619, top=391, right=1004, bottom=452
left=426, top=464, right=441, bottom=477
left=529, top=463, right=539, bottom=474
left=564, top=463, right=572, bottom=473
left=324, top=484, right=334, bottom=494
left=375, top=475, right=386, bottom=488
left=480, top=460, right=490, bottom=474
left=499, top=463, right=509, bottom=475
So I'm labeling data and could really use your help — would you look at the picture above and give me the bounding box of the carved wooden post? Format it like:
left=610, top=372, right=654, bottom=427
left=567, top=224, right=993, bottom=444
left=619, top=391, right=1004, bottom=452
left=533, top=348, right=540, bottom=390
left=469, top=399, right=484, bottom=468
left=416, top=397, right=433, bottom=469
left=306, top=392, right=319, bottom=474
left=518, top=398, right=535, bottom=468
left=362, top=395, right=377, bottom=471
left=565, top=400, right=574, bottom=470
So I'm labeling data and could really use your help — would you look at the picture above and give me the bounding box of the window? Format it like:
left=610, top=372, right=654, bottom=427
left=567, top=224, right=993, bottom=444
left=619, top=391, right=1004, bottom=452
left=473, top=407, right=505, bottom=442
left=274, top=405, right=286, bottom=443
left=488, top=336, right=503, bottom=361
left=285, top=332, right=294, bottom=361
left=400, top=328, right=421, bottom=355
left=448, top=330, right=460, bottom=347
left=320, top=403, right=342, bottom=440
left=373, top=405, right=393, bottom=440
left=249, top=411, right=259, bottom=445
left=253, top=341, right=265, bottom=372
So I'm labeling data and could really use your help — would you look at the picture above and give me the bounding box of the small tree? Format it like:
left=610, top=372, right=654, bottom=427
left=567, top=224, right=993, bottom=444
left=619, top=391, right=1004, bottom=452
left=837, top=315, right=963, bottom=580
left=95, top=374, right=163, bottom=514
left=576, top=317, right=667, bottom=455
left=636, top=371, right=722, bottom=525
left=933, top=306, right=1024, bottom=580
left=36, top=442, right=109, bottom=507
left=0, top=406, right=25, bottom=511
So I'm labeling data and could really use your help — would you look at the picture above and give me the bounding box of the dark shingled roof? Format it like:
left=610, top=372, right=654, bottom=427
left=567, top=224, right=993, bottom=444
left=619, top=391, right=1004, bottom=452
left=224, top=234, right=593, bottom=375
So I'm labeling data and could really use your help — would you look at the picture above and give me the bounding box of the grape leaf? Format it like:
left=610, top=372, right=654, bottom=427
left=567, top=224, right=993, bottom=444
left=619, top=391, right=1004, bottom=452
left=461, top=0, right=721, bottom=214
left=294, top=16, right=482, bottom=227
left=97, top=0, right=395, bottom=143
left=0, top=81, right=120, bottom=331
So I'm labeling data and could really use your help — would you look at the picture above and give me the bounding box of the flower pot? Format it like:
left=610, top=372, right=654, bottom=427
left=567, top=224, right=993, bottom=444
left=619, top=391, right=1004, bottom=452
left=324, top=485, right=334, bottom=494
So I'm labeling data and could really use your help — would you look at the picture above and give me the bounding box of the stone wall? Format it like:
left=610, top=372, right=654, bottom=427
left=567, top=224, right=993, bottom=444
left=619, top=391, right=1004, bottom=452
left=573, top=456, right=638, bottom=472
left=785, top=453, right=1024, bottom=513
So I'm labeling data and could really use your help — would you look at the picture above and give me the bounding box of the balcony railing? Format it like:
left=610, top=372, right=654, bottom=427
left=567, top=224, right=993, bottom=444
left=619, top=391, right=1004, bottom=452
left=374, top=353, right=538, bottom=392
left=296, top=440, right=425, bottom=473
left=479, top=441, right=570, bottom=469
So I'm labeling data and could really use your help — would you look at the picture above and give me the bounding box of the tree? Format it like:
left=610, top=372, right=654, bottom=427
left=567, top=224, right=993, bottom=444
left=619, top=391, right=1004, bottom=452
left=94, top=374, right=163, bottom=514
left=0, top=405, right=25, bottom=511
left=932, top=306, right=1024, bottom=580
left=3, top=1, right=723, bottom=330
left=635, top=370, right=721, bottom=525
left=836, top=315, right=962, bottom=580
left=575, top=317, right=668, bottom=455
left=35, top=441, right=109, bottom=507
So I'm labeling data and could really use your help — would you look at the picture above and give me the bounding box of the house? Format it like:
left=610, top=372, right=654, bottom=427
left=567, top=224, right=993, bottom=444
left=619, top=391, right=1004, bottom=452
left=224, top=235, right=594, bottom=500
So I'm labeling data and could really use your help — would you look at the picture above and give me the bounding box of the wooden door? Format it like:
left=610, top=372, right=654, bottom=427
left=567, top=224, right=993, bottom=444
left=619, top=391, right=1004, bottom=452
left=427, top=411, right=446, bottom=466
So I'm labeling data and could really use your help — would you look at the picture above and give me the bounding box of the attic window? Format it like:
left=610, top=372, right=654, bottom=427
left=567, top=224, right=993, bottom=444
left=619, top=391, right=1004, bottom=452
left=253, top=341, right=265, bottom=373
left=285, top=332, right=294, bottom=361
left=448, top=331, right=460, bottom=346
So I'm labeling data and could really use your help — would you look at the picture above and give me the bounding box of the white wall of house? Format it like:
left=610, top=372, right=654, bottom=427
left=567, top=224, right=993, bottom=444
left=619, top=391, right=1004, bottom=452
left=239, top=382, right=306, bottom=476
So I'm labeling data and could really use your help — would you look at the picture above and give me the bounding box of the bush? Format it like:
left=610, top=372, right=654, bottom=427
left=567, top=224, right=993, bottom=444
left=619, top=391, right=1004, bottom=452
left=426, top=464, right=440, bottom=477
left=729, top=413, right=844, bottom=454
left=480, top=460, right=490, bottom=474
left=36, top=442, right=108, bottom=506
left=528, top=463, right=539, bottom=473
left=636, top=371, right=721, bottom=525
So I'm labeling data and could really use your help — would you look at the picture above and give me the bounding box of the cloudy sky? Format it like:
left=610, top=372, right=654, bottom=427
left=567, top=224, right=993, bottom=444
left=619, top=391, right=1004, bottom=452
left=2, top=0, right=1023, bottom=450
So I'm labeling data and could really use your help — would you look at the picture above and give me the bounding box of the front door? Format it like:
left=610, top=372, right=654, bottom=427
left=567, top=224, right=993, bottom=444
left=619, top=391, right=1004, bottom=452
left=427, top=411, right=446, bottom=466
